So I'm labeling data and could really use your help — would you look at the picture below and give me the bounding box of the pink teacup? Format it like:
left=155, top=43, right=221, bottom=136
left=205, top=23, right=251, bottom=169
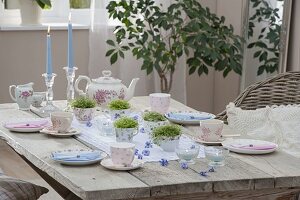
left=199, top=119, right=224, bottom=142
left=149, top=93, right=171, bottom=114
left=110, top=142, right=135, bottom=166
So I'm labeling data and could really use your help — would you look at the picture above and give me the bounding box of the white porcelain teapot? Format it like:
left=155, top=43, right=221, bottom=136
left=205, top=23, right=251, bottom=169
left=75, top=70, right=139, bottom=106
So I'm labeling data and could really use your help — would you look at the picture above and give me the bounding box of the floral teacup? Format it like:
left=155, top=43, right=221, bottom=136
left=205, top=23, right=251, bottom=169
left=199, top=119, right=224, bottom=142
left=115, top=127, right=137, bottom=142
left=73, top=107, right=96, bottom=124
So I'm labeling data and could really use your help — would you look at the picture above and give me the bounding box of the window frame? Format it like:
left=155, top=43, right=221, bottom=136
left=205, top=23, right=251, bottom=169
left=0, top=0, right=91, bottom=25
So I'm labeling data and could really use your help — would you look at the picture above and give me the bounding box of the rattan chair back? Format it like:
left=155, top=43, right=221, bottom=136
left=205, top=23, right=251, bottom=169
left=216, top=72, right=300, bottom=122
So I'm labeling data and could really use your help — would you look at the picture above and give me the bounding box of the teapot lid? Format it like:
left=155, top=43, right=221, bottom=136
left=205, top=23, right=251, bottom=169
left=92, top=70, right=122, bottom=84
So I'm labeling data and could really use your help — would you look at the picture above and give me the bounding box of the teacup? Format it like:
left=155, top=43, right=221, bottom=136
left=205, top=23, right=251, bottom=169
left=149, top=93, right=171, bottom=114
left=51, top=111, right=73, bottom=133
left=199, top=119, right=224, bottom=142
left=115, top=128, right=137, bottom=142
left=32, top=92, right=46, bottom=107
left=110, top=142, right=135, bottom=166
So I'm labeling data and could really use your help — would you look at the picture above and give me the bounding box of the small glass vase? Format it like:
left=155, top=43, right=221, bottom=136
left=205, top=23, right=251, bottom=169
left=39, top=73, right=60, bottom=114
left=63, top=66, right=78, bottom=111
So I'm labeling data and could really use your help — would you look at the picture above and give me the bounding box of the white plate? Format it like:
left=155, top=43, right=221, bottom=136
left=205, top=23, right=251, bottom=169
left=40, top=127, right=81, bottom=137
left=165, top=111, right=215, bottom=125
left=193, top=137, right=225, bottom=145
left=222, top=139, right=278, bottom=155
left=3, top=118, right=49, bottom=133
left=101, top=158, right=144, bottom=171
left=51, top=150, right=107, bottom=166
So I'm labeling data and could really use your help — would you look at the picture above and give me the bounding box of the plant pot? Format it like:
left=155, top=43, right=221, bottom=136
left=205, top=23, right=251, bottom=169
left=158, top=136, right=180, bottom=152
left=73, top=107, right=96, bottom=123
left=19, top=0, right=41, bottom=24
left=115, top=127, right=137, bottom=142
left=109, top=109, right=131, bottom=120
left=143, top=120, right=169, bottom=134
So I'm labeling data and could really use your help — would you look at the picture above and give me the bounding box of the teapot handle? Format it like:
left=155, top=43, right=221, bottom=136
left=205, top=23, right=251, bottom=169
left=9, top=85, right=17, bottom=102
left=75, top=75, right=91, bottom=96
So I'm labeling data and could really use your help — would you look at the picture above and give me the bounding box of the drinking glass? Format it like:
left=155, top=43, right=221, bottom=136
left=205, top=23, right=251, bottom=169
left=204, top=146, right=229, bottom=167
left=175, top=138, right=200, bottom=164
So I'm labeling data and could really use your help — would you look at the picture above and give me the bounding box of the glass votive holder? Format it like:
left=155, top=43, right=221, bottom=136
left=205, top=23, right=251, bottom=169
left=175, top=139, right=200, bottom=164
left=95, top=116, right=115, bottom=136
left=204, top=146, right=229, bottom=167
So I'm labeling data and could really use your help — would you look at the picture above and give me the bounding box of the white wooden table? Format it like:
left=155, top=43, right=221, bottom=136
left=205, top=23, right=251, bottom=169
left=0, top=97, right=300, bottom=200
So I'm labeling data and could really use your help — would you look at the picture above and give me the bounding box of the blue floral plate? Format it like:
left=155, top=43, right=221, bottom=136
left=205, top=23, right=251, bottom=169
left=165, top=111, right=215, bottom=125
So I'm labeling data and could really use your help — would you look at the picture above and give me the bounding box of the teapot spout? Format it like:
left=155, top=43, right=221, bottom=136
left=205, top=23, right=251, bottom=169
left=125, top=78, right=139, bottom=101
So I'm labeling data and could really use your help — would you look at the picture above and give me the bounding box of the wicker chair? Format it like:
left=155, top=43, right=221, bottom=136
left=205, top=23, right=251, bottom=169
left=216, top=71, right=300, bottom=122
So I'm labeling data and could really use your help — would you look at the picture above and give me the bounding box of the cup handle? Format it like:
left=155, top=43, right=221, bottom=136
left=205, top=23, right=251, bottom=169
left=9, top=85, right=17, bottom=102
left=75, top=75, right=91, bottom=97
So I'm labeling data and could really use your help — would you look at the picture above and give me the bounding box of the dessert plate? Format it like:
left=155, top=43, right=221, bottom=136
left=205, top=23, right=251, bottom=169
left=101, top=158, right=144, bottom=171
left=3, top=118, right=49, bottom=133
left=165, top=111, right=215, bottom=125
left=222, top=139, right=278, bottom=154
left=51, top=149, right=106, bottom=166
left=40, top=127, right=80, bottom=137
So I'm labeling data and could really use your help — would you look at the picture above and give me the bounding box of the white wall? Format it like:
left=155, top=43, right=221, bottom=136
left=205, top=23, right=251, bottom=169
left=0, top=29, right=89, bottom=103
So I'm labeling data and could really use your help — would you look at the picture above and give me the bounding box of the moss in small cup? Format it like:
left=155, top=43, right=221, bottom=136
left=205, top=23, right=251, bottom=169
left=114, top=117, right=138, bottom=129
left=143, top=111, right=166, bottom=122
left=71, top=97, right=96, bottom=108
left=152, top=125, right=182, bottom=143
left=108, top=100, right=131, bottom=110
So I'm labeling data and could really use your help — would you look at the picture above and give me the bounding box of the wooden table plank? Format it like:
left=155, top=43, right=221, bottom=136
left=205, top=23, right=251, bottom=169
left=231, top=151, right=300, bottom=188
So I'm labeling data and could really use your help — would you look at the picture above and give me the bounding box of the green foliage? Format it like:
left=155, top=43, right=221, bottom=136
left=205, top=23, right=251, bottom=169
left=69, top=0, right=90, bottom=9
left=71, top=97, right=96, bottom=108
left=106, top=0, right=243, bottom=92
left=108, top=99, right=130, bottom=110
left=114, top=117, right=138, bottom=128
left=1, top=0, right=51, bottom=9
left=143, top=111, right=166, bottom=122
left=152, top=125, right=182, bottom=142
left=247, top=0, right=283, bottom=75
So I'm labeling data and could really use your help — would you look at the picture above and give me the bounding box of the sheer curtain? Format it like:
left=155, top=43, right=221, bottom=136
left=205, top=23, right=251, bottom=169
left=88, top=0, right=187, bottom=103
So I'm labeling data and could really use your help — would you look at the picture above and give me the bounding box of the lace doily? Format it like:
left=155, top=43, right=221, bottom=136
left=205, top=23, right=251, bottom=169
left=226, top=103, right=300, bottom=157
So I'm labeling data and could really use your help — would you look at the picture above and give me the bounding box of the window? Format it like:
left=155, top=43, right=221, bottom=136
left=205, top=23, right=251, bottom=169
left=0, top=0, right=91, bottom=25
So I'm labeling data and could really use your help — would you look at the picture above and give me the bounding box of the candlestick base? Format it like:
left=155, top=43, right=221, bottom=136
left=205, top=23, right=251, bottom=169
left=39, top=73, right=60, bottom=115
left=63, top=66, right=78, bottom=112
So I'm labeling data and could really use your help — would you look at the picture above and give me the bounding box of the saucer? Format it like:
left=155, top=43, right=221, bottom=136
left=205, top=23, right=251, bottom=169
left=100, top=158, right=144, bottom=171
left=40, top=127, right=80, bottom=137
left=192, top=137, right=225, bottom=145
left=165, top=111, right=215, bottom=125
left=51, top=149, right=107, bottom=166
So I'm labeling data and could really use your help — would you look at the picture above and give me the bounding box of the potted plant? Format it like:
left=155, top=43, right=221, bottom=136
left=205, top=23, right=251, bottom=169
left=114, top=117, right=138, bottom=142
left=2, top=0, right=52, bottom=24
left=108, top=99, right=131, bottom=120
left=106, top=0, right=243, bottom=92
left=152, top=125, right=182, bottom=152
left=71, top=97, right=96, bottom=124
left=143, top=111, right=168, bottom=134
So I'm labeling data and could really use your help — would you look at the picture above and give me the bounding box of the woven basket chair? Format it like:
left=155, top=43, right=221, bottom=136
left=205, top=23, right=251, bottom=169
left=216, top=71, right=300, bottom=122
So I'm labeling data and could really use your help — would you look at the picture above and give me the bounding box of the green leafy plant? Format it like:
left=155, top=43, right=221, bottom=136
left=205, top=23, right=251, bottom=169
left=143, top=111, right=166, bottom=122
left=106, top=0, right=243, bottom=92
left=247, top=0, right=283, bottom=75
left=1, top=0, right=52, bottom=9
left=152, top=124, right=182, bottom=144
left=71, top=97, right=96, bottom=108
left=108, top=99, right=131, bottom=110
left=114, top=117, right=138, bottom=128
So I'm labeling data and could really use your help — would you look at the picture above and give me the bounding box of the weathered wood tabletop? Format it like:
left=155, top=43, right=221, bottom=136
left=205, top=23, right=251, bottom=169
left=0, top=97, right=300, bottom=200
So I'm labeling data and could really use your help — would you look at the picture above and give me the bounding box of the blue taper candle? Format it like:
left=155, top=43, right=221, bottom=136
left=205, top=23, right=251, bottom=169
left=68, top=13, right=74, bottom=69
left=46, top=26, right=53, bottom=75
